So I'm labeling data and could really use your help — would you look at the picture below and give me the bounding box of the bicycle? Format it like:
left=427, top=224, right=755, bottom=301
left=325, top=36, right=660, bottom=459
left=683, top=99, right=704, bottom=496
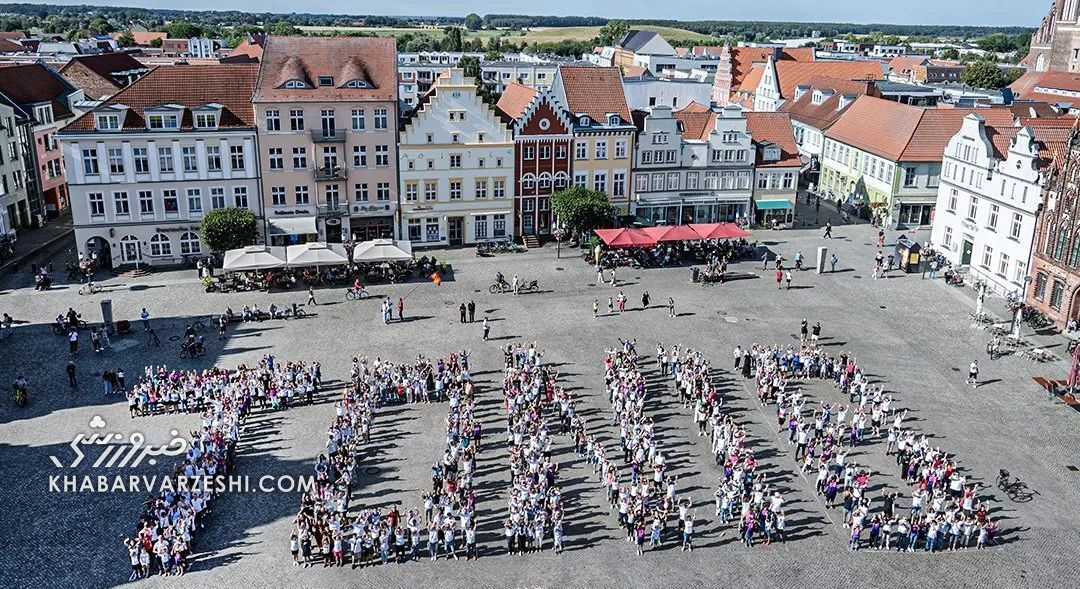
left=489, top=281, right=512, bottom=294
left=146, top=328, right=160, bottom=347
left=77, top=282, right=102, bottom=295
left=189, top=318, right=206, bottom=333
left=179, top=343, right=205, bottom=359
left=997, top=469, right=1038, bottom=503
left=345, top=287, right=369, bottom=301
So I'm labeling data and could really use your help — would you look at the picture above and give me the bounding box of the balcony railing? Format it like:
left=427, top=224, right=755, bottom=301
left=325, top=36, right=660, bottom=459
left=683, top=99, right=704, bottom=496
left=317, top=201, right=350, bottom=216
left=311, top=129, right=347, bottom=143
left=313, top=165, right=345, bottom=181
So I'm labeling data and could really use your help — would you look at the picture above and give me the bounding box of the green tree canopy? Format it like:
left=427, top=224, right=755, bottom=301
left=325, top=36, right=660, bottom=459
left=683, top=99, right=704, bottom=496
left=199, top=207, right=258, bottom=253
left=115, top=31, right=135, bottom=47
left=464, top=13, right=482, bottom=31
left=148, top=37, right=162, bottom=48
left=939, top=47, right=960, bottom=60
left=598, top=19, right=630, bottom=46
left=551, top=187, right=615, bottom=235
left=163, top=21, right=207, bottom=39
left=961, top=59, right=1006, bottom=89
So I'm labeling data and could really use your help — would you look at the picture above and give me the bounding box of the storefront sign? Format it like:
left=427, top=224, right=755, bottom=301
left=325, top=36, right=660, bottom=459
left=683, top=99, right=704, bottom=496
left=156, top=226, right=192, bottom=233
left=273, top=209, right=311, bottom=216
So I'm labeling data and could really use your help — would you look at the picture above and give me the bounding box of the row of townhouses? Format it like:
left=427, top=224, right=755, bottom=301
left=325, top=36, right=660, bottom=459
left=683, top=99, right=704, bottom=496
left=56, top=36, right=806, bottom=269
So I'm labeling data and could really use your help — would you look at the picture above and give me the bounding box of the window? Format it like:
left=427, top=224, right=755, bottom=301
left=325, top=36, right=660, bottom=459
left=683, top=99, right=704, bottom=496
left=595, top=141, right=608, bottom=159
left=268, top=148, right=283, bottom=170
left=138, top=190, right=154, bottom=215
left=376, top=182, right=390, bottom=201
left=782, top=172, right=794, bottom=189
left=757, top=174, right=769, bottom=189
left=408, top=219, right=421, bottom=241
left=966, top=196, right=978, bottom=221
left=738, top=172, right=751, bottom=190
left=1034, top=273, right=1047, bottom=300
left=195, top=113, right=217, bottom=129
left=375, top=145, right=389, bottom=167
left=686, top=172, right=699, bottom=190
left=722, top=172, right=735, bottom=190
left=425, top=181, right=438, bottom=201
left=187, top=188, right=203, bottom=214
left=475, top=179, right=488, bottom=198
left=293, top=147, right=308, bottom=169
left=132, top=148, right=149, bottom=174
left=557, top=144, right=568, bottom=159
left=988, top=204, right=999, bottom=230
left=1014, top=261, right=1026, bottom=285
left=575, top=141, right=587, bottom=159
left=265, top=109, right=280, bottom=131
left=475, top=215, right=488, bottom=239
left=450, top=181, right=462, bottom=200
left=88, top=192, right=104, bottom=216
left=210, top=187, right=225, bottom=209
left=1051, top=280, right=1065, bottom=309
left=540, top=145, right=550, bottom=159
left=148, top=114, right=179, bottom=129
left=206, top=146, right=221, bottom=172
left=230, top=146, right=245, bottom=171
left=159, top=189, right=177, bottom=212
left=636, top=174, right=649, bottom=193
left=524, top=145, right=535, bottom=160
left=271, top=186, right=287, bottom=206
left=351, top=109, right=366, bottom=131
left=642, top=151, right=654, bottom=165
left=452, top=133, right=460, bottom=144
left=158, top=147, right=174, bottom=173
left=450, top=154, right=462, bottom=169
left=593, top=171, right=607, bottom=193
left=651, top=173, right=664, bottom=191
left=82, top=149, right=99, bottom=175
left=704, top=172, right=718, bottom=189
left=181, top=146, right=198, bottom=172
left=285, top=109, right=305, bottom=132
left=149, top=234, right=171, bottom=257
left=350, top=182, right=367, bottom=202
left=113, top=191, right=129, bottom=216
left=667, top=172, right=679, bottom=191
left=522, top=174, right=536, bottom=191
left=980, top=245, right=992, bottom=268
left=374, top=108, right=388, bottom=130
left=295, top=186, right=310, bottom=205
left=1010, top=213, right=1022, bottom=240
left=404, top=183, right=418, bottom=202
left=180, top=232, right=201, bottom=255
left=998, top=253, right=1010, bottom=276
left=943, top=226, right=953, bottom=247
left=903, top=166, right=917, bottom=187
left=493, top=179, right=506, bottom=198
left=107, top=148, right=124, bottom=174
left=493, top=214, right=506, bottom=238
left=96, top=114, right=120, bottom=130
left=613, top=171, right=625, bottom=197
left=574, top=172, right=587, bottom=187
left=947, top=189, right=958, bottom=212
left=232, top=186, right=249, bottom=208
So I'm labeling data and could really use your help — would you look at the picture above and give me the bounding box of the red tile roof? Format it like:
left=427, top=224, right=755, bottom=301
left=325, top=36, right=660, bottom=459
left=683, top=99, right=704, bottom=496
left=781, top=91, right=855, bottom=131
left=887, top=55, right=930, bottom=74
left=740, top=60, right=883, bottom=101
left=130, top=32, right=167, bottom=46
left=746, top=112, right=801, bottom=168
left=253, top=36, right=397, bottom=103
left=694, top=46, right=816, bottom=88
left=64, top=64, right=259, bottom=132
left=826, top=96, right=1014, bottom=162
left=679, top=101, right=712, bottom=114
left=0, top=63, right=75, bottom=118
left=495, top=82, right=538, bottom=121
left=0, top=32, right=26, bottom=41
left=0, top=38, right=25, bottom=52
left=557, top=65, right=632, bottom=121
left=673, top=106, right=715, bottom=141
left=1010, top=71, right=1080, bottom=106
left=1009, top=100, right=1064, bottom=119
left=58, top=52, right=147, bottom=88
left=224, top=34, right=264, bottom=63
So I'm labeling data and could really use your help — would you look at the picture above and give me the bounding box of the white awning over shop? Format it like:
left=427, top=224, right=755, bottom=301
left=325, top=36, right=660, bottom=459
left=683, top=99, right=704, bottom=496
left=268, top=216, right=317, bottom=236
left=469, top=210, right=513, bottom=216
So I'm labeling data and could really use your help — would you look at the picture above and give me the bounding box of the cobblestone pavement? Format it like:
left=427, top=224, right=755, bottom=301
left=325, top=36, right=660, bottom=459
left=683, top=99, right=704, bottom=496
left=1, top=208, right=1078, bottom=589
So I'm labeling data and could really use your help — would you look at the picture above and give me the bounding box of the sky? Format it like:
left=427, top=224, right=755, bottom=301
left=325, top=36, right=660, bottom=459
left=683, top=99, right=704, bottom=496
left=54, top=0, right=1048, bottom=28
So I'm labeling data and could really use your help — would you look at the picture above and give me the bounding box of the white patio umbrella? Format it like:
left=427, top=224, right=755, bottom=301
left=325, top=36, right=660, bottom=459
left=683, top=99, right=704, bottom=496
left=285, top=242, right=348, bottom=267
left=222, top=245, right=287, bottom=272
left=352, top=239, right=414, bottom=262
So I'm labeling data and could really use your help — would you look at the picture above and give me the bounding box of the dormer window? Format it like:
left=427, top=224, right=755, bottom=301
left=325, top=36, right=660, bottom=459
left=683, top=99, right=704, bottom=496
left=608, top=115, right=620, bottom=125
left=34, top=104, right=53, bottom=125
left=284, top=80, right=308, bottom=89
left=96, top=114, right=121, bottom=131
left=344, top=79, right=371, bottom=88
left=580, top=116, right=591, bottom=126
left=763, top=146, right=780, bottom=162
left=811, top=91, right=824, bottom=105
left=194, top=113, right=218, bottom=129
left=148, top=113, right=179, bottom=130
left=318, top=76, right=334, bottom=86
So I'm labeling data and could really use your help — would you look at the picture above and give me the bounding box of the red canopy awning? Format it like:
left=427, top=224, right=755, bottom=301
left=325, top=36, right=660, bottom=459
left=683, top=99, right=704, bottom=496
left=594, top=228, right=657, bottom=248
left=598, top=223, right=747, bottom=247
left=715, top=223, right=750, bottom=239
left=644, top=225, right=701, bottom=242
left=594, top=228, right=626, bottom=246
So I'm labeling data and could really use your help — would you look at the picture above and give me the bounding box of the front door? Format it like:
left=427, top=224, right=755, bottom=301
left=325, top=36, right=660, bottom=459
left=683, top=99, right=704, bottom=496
left=960, top=239, right=974, bottom=266
left=121, top=239, right=142, bottom=264
left=448, top=217, right=463, bottom=246
left=522, top=214, right=534, bottom=236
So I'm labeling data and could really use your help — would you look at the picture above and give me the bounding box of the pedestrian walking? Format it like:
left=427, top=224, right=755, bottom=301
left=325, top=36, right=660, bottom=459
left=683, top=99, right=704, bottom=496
left=482, top=316, right=490, bottom=341
left=140, top=308, right=150, bottom=331
left=877, top=230, right=885, bottom=247
left=824, top=222, right=832, bottom=239
left=761, top=252, right=769, bottom=270
left=607, top=296, right=614, bottom=315
left=307, top=286, right=317, bottom=306
left=66, top=360, right=77, bottom=387
left=396, top=297, right=404, bottom=322
left=459, top=303, right=467, bottom=323
left=668, top=297, right=676, bottom=318
left=218, top=314, right=228, bottom=340
left=641, top=290, right=650, bottom=308
left=775, top=269, right=783, bottom=290
left=830, top=253, right=838, bottom=272
left=929, top=260, right=938, bottom=280
left=967, top=360, right=979, bottom=388
left=512, top=274, right=519, bottom=295
left=91, top=328, right=102, bottom=353
left=468, top=300, right=476, bottom=323
left=785, top=270, right=793, bottom=290
left=610, top=267, right=617, bottom=286
left=596, top=265, right=605, bottom=285
left=617, top=291, right=626, bottom=312
left=593, top=299, right=599, bottom=318
left=68, top=329, right=78, bottom=354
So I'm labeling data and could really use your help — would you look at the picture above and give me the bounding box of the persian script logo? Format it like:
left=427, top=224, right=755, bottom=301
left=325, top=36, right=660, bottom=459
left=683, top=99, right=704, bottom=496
left=49, top=416, right=189, bottom=469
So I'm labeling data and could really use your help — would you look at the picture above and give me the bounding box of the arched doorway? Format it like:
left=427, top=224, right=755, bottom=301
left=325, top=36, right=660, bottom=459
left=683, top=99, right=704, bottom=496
left=1068, top=284, right=1080, bottom=326
left=84, top=236, right=112, bottom=270
left=119, top=235, right=142, bottom=266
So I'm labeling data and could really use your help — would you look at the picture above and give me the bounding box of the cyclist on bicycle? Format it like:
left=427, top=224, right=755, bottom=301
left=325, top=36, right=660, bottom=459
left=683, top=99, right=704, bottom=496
left=349, top=277, right=366, bottom=298
left=495, top=271, right=506, bottom=287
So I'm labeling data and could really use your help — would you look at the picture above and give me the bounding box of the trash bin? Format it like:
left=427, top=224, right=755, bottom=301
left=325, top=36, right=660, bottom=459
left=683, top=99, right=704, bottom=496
left=100, top=299, right=113, bottom=332
left=894, top=236, right=922, bottom=273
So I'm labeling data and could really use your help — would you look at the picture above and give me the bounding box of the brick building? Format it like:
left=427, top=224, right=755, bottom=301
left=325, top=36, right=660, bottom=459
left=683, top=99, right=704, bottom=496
left=1029, top=129, right=1080, bottom=326
left=58, top=53, right=149, bottom=100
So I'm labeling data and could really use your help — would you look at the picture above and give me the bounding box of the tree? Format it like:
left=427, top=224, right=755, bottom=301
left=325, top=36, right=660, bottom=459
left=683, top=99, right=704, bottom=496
left=149, top=37, right=162, bottom=48
left=199, top=208, right=258, bottom=253
left=551, top=187, right=615, bottom=235
left=939, top=47, right=960, bottom=60
left=441, top=27, right=464, bottom=52
left=598, top=19, right=630, bottom=46
left=1004, top=67, right=1024, bottom=86
left=115, top=31, right=135, bottom=47
left=267, top=21, right=300, bottom=36
left=464, top=13, right=482, bottom=31
left=961, top=60, right=1006, bottom=89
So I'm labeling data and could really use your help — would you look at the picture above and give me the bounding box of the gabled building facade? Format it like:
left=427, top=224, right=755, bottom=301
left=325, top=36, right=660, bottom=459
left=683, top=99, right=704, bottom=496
left=1027, top=127, right=1080, bottom=326
left=551, top=66, right=635, bottom=211
left=58, top=64, right=261, bottom=268
left=738, top=57, right=883, bottom=112
left=252, top=36, right=400, bottom=244
left=747, top=111, right=802, bottom=226
left=496, top=83, right=573, bottom=239
left=931, top=114, right=1069, bottom=297
left=58, top=53, right=149, bottom=100
left=399, top=68, right=515, bottom=246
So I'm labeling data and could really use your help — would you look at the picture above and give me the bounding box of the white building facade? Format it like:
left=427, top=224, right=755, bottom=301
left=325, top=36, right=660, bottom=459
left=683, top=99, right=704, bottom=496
left=398, top=68, right=516, bottom=246
left=931, top=114, right=1045, bottom=297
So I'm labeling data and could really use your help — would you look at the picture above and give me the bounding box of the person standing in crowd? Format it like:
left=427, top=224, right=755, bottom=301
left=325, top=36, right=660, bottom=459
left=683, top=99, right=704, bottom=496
left=396, top=298, right=404, bottom=322
left=785, top=270, right=793, bottom=290
left=140, top=308, right=150, bottom=331
left=459, top=303, right=467, bottom=324
left=775, top=269, right=783, bottom=290
left=467, top=301, right=476, bottom=323
left=68, top=328, right=78, bottom=355
left=607, top=296, right=614, bottom=315
left=596, top=265, right=605, bottom=286
left=800, top=319, right=809, bottom=342
left=482, top=316, right=490, bottom=341
left=831, top=254, right=838, bottom=272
